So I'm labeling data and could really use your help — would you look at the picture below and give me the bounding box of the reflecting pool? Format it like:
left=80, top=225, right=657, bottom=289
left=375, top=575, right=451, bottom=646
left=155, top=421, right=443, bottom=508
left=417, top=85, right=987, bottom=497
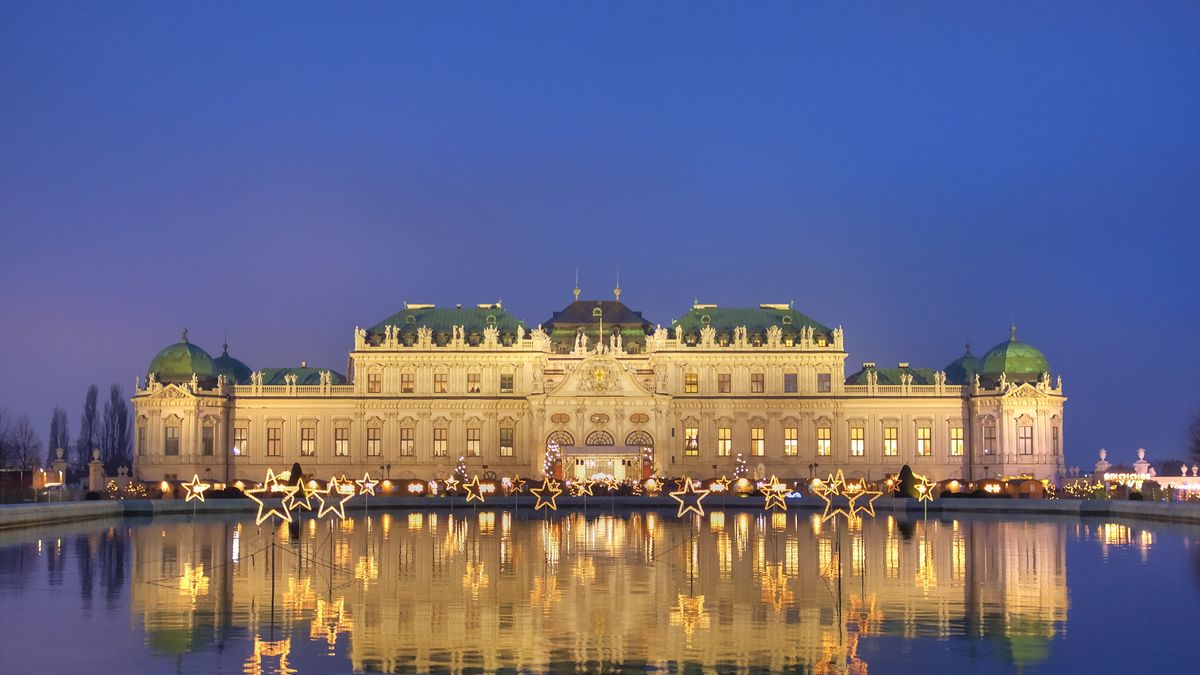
left=1, top=509, right=1199, bottom=673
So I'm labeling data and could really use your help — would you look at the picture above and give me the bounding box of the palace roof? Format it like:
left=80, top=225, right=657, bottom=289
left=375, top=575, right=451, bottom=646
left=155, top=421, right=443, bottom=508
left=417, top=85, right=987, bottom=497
left=148, top=330, right=216, bottom=385
left=257, top=367, right=347, bottom=386
left=844, top=364, right=938, bottom=386
left=367, top=304, right=525, bottom=341
left=670, top=304, right=832, bottom=340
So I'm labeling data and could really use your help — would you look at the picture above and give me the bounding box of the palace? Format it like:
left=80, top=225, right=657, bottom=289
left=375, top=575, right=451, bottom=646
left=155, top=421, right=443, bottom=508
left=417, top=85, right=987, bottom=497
left=131, top=287, right=1066, bottom=485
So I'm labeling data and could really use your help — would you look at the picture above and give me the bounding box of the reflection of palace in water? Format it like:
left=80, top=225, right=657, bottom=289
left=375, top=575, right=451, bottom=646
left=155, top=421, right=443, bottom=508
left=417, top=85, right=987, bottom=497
left=129, top=511, right=1070, bottom=672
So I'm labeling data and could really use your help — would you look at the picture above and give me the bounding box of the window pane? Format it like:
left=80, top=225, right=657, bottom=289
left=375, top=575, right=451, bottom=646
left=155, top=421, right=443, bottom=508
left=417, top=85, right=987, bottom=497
left=368, top=373, right=381, bottom=393
left=202, top=426, right=214, bottom=456
left=718, top=427, right=732, bottom=456
left=751, top=427, right=764, bottom=456
left=400, top=427, right=415, bottom=456
left=434, top=373, right=448, bottom=393
left=500, top=374, right=514, bottom=393
left=401, top=373, right=414, bottom=393
left=783, top=427, right=798, bottom=456
left=267, top=427, right=281, bottom=457
left=750, top=373, right=764, bottom=394
left=467, top=373, right=481, bottom=393
left=300, top=427, right=315, bottom=457
left=433, top=428, right=447, bottom=456
left=850, top=426, right=864, bottom=457
left=950, top=427, right=964, bottom=456
left=500, top=427, right=514, bottom=456
left=335, top=427, right=349, bottom=456
left=916, top=426, right=932, bottom=457
left=718, top=374, right=731, bottom=393
left=783, top=373, right=797, bottom=393
left=684, top=427, right=699, bottom=456
left=234, top=426, right=248, bottom=456
left=883, top=426, right=897, bottom=456
left=817, top=373, right=831, bottom=393
left=165, top=427, right=180, bottom=456
left=684, top=373, right=699, bottom=394
left=367, top=427, right=381, bottom=456
left=816, top=427, right=831, bottom=456
left=467, top=428, right=481, bottom=456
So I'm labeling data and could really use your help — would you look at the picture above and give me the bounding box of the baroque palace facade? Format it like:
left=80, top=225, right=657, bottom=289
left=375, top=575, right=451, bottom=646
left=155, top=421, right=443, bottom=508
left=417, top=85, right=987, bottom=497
left=132, top=288, right=1066, bottom=484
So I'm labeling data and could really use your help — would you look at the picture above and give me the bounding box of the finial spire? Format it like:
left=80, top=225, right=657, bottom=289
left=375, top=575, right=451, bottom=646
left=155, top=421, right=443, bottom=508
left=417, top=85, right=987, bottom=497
left=614, top=267, right=621, bottom=301
left=964, top=342, right=972, bottom=356
left=223, top=330, right=229, bottom=354
left=1009, top=323, right=1018, bottom=342
left=573, top=268, right=581, bottom=301
left=181, top=328, right=189, bottom=343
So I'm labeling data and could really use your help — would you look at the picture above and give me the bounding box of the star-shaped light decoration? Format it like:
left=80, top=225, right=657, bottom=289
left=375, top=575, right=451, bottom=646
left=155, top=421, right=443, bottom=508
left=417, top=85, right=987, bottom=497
left=670, top=476, right=709, bottom=518
left=530, top=477, right=563, bottom=511
left=508, top=475, right=527, bottom=495
left=285, top=479, right=315, bottom=512
left=760, top=475, right=789, bottom=512
left=246, top=469, right=298, bottom=525
left=811, top=469, right=860, bottom=523
left=844, top=478, right=883, bottom=518
left=712, top=475, right=733, bottom=494
left=183, top=474, right=211, bottom=503
left=315, top=476, right=355, bottom=521
left=443, top=476, right=461, bottom=495
left=568, top=478, right=594, bottom=497
left=913, top=473, right=937, bottom=503
left=463, top=475, right=486, bottom=503
left=355, top=473, right=379, bottom=497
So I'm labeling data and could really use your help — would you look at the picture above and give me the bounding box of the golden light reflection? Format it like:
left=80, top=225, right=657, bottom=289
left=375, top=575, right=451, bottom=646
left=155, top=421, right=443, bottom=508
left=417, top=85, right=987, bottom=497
left=178, top=562, right=209, bottom=603
left=669, top=594, right=711, bottom=646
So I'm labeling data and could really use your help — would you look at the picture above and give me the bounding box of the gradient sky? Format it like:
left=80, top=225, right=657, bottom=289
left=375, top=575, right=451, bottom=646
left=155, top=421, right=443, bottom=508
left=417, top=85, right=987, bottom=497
left=2, top=2, right=1197, bottom=467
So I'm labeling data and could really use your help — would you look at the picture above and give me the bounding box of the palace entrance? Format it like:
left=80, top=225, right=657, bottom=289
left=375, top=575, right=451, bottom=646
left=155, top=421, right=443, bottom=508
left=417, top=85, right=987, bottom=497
left=548, top=430, right=653, bottom=481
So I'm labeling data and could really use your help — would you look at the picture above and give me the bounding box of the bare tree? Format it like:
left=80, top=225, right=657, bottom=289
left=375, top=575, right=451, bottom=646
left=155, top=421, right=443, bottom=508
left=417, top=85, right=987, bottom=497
left=75, top=385, right=99, bottom=474
left=100, top=385, right=132, bottom=475
left=0, top=409, right=11, bottom=468
left=48, top=407, right=69, bottom=467
left=8, top=415, right=42, bottom=470
left=1189, top=408, right=1200, bottom=464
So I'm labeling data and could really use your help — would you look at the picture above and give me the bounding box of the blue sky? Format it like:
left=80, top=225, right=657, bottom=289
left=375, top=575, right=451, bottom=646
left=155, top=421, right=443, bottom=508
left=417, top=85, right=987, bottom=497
left=1, top=2, right=1197, bottom=465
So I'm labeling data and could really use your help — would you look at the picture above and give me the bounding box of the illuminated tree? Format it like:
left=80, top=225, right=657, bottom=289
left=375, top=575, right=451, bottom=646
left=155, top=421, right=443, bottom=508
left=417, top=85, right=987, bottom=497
left=454, top=455, right=468, bottom=483
left=734, top=453, right=748, bottom=479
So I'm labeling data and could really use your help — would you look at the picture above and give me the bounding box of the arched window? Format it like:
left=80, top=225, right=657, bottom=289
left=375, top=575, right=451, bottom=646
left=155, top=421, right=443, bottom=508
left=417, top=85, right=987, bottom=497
left=546, top=430, right=575, bottom=447
left=585, top=430, right=615, bottom=446
left=625, top=430, right=654, bottom=447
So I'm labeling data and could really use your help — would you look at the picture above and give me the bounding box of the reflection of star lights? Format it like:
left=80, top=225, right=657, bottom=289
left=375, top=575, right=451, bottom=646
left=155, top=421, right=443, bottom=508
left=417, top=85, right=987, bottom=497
left=183, top=474, right=211, bottom=503
left=178, top=562, right=210, bottom=602
left=531, top=478, right=563, bottom=511
left=463, top=475, right=486, bottom=503
left=669, top=594, right=710, bottom=645
left=760, top=475, right=789, bottom=511
left=246, top=469, right=297, bottom=525
left=315, top=476, right=355, bottom=520
left=355, top=472, right=379, bottom=496
left=670, top=476, right=709, bottom=518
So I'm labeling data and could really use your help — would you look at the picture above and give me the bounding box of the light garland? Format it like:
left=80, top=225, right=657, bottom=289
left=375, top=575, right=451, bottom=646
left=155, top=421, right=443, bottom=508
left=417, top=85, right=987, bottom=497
left=913, top=473, right=936, bottom=503
left=811, top=469, right=878, bottom=523
left=568, top=478, right=595, bottom=497
left=285, top=478, right=314, bottom=512
left=843, top=477, right=882, bottom=518
left=760, top=475, right=789, bottom=511
left=463, top=475, right=486, bottom=503
left=443, top=476, right=461, bottom=495
left=355, top=473, right=379, bottom=497
left=670, top=476, right=709, bottom=518
left=531, top=477, right=563, bottom=511
left=246, top=469, right=297, bottom=525
left=315, top=476, right=354, bottom=521
left=182, top=474, right=211, bottom=503
left=712, top=475, right=733, bottom=493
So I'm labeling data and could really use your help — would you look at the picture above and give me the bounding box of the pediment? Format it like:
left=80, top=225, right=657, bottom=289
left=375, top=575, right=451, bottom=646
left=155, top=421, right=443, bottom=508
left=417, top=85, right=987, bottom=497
left=546, top=356, right=654, bottom=398
left=1003, top=383, right=1047, bottom=399
left=149, top=384, right=194, bottom=400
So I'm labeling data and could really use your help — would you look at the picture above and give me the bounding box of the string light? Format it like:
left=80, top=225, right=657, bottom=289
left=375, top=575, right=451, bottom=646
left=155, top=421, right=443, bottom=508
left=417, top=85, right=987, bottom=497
left=509, top=474, right=527, bottom=494
left=463, top=475, right=486, bottom=503
left=182, top=474, right=211, bottom=503
left=285, top=478, right=314, bottom=512
left=568, top=478, right=595, bottom=497
left=355, top=473, right=379, bottom=497
left=712, top=475, right=733, bottom=493
left=760, top=475, right=788, bottom=511
left=670, top=476, right=709, bottom=518
left=531, top=477, right=563, bottom=511
left=443, top=476, right=461, bottom=495
left=246, top=469, right=298, bottom=525
left=914, top=473, right=936, bottom=503
left=315, top=476, right=354, bottom=521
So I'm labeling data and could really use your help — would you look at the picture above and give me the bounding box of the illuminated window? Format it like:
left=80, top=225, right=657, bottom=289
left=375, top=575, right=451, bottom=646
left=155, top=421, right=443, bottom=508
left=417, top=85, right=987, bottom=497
left=400, top=373, right=415, bottom=393
left=717, top=427, right=732, bottom=456
left=234, top=425, right=247, bottom=456
left=784, top=427, right=798, bottom=456
left=850, top=426, right=864, bottom=456
left=201, top=426, right=214, bottom=456
left=950, top=427, right=964, bottom=456
left=983, top=422, right=996, bottom=455
left=500, top=427, right=514, bottom=456
left=750, top=373, right=765, bottom=393
left=684, top=427, right=699, bottom=456
left=500, top=373, right=514, bottom=393
left=684, top=372, right=699, bottom=394
left=718, top=373, right=731, bottom=393
left=467, top=373, right=481, bottom=393
left=433, top=427, right=447, bottom=456
left=1018, top=424, right=1034, bottom=455
left=883, top=426, right=898, bottom=456
left=300, top=426, right=316, bottom=456
left=916, top=426, right=932, bottom=456
left=817, top=426, right=831, bottom=456
left=467, top=428, right=481, bottom=456
left=367, top=427, right=381, bottom=456
left=266, top=426, right=281, bottom=457
left=434, top=373, right=448, bottom=393
left=164, top=426, right=180, bottom=456
left=400, top=427, right=414, bottom=456
left=334, top=427, right=350, bottom=456
left=751, top=427, right=765, bottom=456
left=816, top=373, right=831, bottom=393
left=783, top=373, right=797, bottom=393
left=367, top=372, right=381, bottom=393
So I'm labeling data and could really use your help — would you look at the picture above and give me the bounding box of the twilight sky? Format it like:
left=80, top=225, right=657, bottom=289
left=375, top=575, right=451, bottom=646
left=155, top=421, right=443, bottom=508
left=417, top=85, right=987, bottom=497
left=1, top=2, right=1197, bottom=466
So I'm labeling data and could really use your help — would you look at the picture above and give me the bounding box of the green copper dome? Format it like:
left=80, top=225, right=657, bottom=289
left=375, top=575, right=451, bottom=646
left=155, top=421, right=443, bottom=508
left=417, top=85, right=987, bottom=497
left=980, top=325, right=1050, bottom=384
left=944, top=344, right=984, bottom=385
left=212, top=342, right=253, bottom=385
left=148, top=330, right=216, bottom=384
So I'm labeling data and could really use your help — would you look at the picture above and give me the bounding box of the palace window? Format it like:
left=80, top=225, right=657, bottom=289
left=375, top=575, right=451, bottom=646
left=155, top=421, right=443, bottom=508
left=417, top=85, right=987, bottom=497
left=137, top=424, right=146, bottom=456
left=850, top=426, right=865, bottom=457
left=684, top=372, right=699, bottom=394
left=718, top=373, right=731, bottom=394
left=500, top=373, right=514, bottom=393
left=400, top=427, right=414, bottom=456
left=750, top=373, right=765, bottom=394
left=751, top=427, right=765, bottom=456
left=916, top=426, right=932, bottom=457
left=883, top=426, right=898, bottom=456
left=401, top=373, right=415, bottom=393
left=467, top=428, right=481, bottom=456
left=201, top=426, right=214, bottom=456
left=783, top=373, right=797, bottom=393
left=718, top=427, right=732, bottom=456
left=334, top=427, right=349, bottom=457
left=164, top=426, right=180, bottom=456
left=300, top=427, right=316, bottom=457
left=1018, top=424, right=1034, bottom=455
left=433, top=427, right=447, bottom=456
left=234, top=425, right=248, bottom=456
left=267, top=427, right=281, bottom=457
left=368, top=373, right=381, bottom=393
left=817, top=373, right=832, bottom=393
left=1052, top=425, right=1060, bottom=455
left=816, top=426, right=831, bottom=456
left=467, top=373, right=481, bottom=394
left=784, top=427, right=798, bottom=456
left=367, top=427, right=381, bottom=456
left=684, top=427, right=699, bottom=456
left=983, top=422, right=996, bottom=455
left=950, top=427, right=964, bottom=456
left=500, top=427, right=514, bottom=456
left=434, top=373, right=448, bottom=393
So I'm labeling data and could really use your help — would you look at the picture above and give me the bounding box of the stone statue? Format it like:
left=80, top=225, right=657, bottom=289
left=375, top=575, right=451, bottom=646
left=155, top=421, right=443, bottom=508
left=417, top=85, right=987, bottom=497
left=973, top=373, right=980, bottom=389
left=416, top=325, right=433, bottom=348
left=517, top=324, right=527, bottom=341
left=189, top=372, right=199, bottom=390
left=766, top=325, right=782, bottom=348
left=483, top=324, right=500, bottom=348
left=700, top=324, right=716, bottom=347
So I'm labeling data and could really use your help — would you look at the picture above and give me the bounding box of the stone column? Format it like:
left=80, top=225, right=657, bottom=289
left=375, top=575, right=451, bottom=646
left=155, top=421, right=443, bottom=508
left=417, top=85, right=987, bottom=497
left=88, top=449, right=105, bottom=492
